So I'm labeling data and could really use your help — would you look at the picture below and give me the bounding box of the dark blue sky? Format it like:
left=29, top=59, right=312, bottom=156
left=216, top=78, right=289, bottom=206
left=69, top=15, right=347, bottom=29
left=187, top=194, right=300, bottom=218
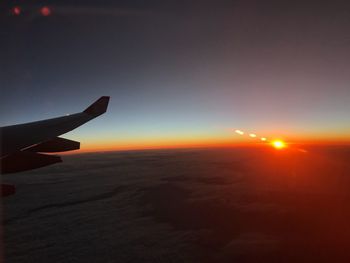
left=2, top=1, right=350, bottom=150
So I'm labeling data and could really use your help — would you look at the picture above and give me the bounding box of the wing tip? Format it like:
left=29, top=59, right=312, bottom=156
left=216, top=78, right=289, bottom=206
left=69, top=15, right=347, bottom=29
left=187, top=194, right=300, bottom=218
left=83, top=96, right=110, bottom=116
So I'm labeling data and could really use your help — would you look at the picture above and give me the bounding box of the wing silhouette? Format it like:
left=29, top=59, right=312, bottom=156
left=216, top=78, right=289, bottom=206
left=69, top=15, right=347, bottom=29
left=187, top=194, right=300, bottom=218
left=0, top=96, right=110, bottom=196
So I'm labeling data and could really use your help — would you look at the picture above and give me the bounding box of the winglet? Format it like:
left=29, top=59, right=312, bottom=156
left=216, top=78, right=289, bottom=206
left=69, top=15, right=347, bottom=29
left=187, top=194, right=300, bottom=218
left=83, top=96, right=110, bottom=116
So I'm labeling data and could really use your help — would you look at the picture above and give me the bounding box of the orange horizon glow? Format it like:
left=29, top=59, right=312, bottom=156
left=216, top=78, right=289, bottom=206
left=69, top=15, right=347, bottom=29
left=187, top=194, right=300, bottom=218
left=62, top=126, right=350, bottom=155
left=60, top=135, right=350, bottom=155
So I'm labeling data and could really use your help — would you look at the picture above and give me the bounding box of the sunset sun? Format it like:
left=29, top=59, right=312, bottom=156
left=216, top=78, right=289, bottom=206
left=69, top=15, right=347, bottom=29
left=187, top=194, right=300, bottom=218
left=272, top=140, right=286, bottom=150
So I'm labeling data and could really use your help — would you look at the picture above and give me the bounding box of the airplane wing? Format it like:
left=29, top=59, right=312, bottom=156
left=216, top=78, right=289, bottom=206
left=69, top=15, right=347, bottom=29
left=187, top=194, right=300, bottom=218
left=0, top=96, right=110, bottom=196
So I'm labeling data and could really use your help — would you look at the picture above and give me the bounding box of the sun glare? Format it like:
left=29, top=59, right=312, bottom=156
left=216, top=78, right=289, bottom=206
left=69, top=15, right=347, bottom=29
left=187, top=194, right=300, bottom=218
left=272, top=140, right=286, bottom=149
left=235, top=129, right=244, bottom=135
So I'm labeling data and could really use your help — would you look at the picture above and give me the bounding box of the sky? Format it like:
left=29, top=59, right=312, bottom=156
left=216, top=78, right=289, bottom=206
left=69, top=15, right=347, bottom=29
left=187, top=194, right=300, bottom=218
left=1, top=0, right=350, bottom=152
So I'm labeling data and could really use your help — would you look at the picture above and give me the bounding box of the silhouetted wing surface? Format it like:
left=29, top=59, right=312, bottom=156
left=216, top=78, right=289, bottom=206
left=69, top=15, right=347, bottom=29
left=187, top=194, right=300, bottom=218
left=0, top=96, right=109, bottom=196
left=0, top=96, right=109, bottom=158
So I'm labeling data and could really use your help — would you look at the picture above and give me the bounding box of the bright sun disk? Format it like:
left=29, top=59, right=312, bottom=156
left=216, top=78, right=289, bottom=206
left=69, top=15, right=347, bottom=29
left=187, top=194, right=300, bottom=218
left=272, top=140, right=286, bottom=149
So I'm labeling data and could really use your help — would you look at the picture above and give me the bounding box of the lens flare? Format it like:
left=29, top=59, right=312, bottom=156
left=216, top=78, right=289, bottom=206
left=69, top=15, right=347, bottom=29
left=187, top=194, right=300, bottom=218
left=261, top=137, right=267, bottom=141
left=12, top=6, right=21, bottom=15
left=40, top=6, right=51, bottom=16
left=235, top=129, right=244, bottom=135
left=272, top=140, right=286, bottom=149
left=249, top=133, right=257, bottom=138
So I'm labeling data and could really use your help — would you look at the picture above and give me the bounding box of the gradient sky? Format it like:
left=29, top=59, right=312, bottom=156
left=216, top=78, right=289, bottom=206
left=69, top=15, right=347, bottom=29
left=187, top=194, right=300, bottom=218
left=2, top=0, right=350, bottom=151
